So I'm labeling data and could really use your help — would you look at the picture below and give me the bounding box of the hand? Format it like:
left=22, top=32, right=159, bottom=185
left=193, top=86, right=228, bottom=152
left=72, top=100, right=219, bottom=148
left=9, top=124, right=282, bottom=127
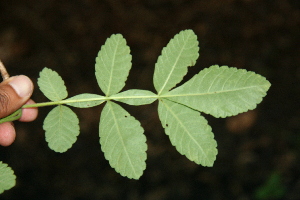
left=0, top=75, right=38, bottom=146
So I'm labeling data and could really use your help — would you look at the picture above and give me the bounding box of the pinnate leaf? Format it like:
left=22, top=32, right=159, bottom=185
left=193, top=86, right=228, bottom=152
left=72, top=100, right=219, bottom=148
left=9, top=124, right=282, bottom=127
left=43, top=105, right=80, bottom=153
left=0, top=162, right=16, bottom=194
left=166, top=65, right=271, bottom=118
left=66, top=93, right=105, bottom=108
left=95, top=34, right=132, bottom=96
left=38, top=67, right=68, bottom=101
left=153, top=29, right=199, bottom=95
left=111, top=89, right=157, bottom=105
left=158, top=99, right=217, bottom=166
left=99, top=101, right=147, bottom=179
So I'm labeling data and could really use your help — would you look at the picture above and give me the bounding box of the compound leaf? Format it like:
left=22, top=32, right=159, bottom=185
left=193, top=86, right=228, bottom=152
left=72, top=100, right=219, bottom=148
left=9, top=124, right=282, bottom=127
left=0, top=162, right=16, bottom=194
left=95, top=34, right=132, bottom=96
left=111, top=89, right=157, bottom=105
left=153, top=29, right=199, bottom=95
left=166, top=65, right=271, bottom=118
left=99, top=101, right=147, bottom=179
left=38, top=67, right=68, bottom=101
left=43, top=105, right=79, bottom=153
left=66, top=93, right=105, bottom=108
left=158, top=99, right=217, bottom=166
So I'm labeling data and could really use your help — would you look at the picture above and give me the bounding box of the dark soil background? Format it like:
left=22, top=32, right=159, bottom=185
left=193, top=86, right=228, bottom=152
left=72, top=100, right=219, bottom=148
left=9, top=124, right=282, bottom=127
left=0, top=0, right=299, bottom=199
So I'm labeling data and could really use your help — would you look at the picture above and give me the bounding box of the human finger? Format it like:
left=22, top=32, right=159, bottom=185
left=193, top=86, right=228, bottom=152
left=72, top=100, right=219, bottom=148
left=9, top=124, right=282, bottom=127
left=0, top=75, right=33, bottom=118
left=0, top=121, right=16, bottom=146
left=19, top=99, right=38, bottom=122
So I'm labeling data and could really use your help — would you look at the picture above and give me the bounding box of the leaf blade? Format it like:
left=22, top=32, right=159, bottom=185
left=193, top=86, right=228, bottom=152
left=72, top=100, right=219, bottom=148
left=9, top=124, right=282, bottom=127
left=43, top=105, right=80, bottom=153
left=37, top=67, right=68, bottom=101
left=99, top=101, right=147, bottom=179
left=95, top=34, right=132, bottom=96
left=153, top=29, right=199, bottom=95
left=166, top=65, right=271, bottom=118
left=158, top=99, right=217, bottom=166
left=111, top=89, right=157, bottom=105
left=66, top=93, right=105, bottom=108
left=0, top=162, right=16, bottom=194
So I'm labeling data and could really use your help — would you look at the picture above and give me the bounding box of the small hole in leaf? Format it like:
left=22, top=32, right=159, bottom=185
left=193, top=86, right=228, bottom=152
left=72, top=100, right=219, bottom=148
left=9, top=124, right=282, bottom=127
left=166, top=124, right=168, bottom=127
left=125, top=115, right=128, bottom=118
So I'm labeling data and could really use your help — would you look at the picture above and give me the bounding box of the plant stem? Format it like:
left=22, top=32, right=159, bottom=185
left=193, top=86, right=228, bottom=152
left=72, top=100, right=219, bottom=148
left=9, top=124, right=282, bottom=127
left=0, top=60, right=10, bottom=80
left=22, top=98, right=109, bottom=108
left=22, top=95, right=158, bottom=108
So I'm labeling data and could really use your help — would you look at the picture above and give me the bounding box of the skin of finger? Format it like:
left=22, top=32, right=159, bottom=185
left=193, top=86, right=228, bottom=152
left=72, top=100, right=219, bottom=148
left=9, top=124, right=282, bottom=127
left=0, top=121, right=16, bottom=146
left=19, top=99, right=38, bottom=122
left=0, top=84, right=30, bottom=118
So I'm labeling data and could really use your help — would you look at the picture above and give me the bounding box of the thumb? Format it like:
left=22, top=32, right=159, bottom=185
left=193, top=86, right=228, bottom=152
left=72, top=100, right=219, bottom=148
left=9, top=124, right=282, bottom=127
left=0, top=75, right=33, bottom=118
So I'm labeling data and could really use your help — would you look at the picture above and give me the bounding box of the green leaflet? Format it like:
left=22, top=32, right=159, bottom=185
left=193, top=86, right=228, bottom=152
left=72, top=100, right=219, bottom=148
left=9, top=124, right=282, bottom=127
left=166, top=65, right=271, bottom=118
left=66, top=93, right=105, bottom=108
left=153, top=29, right=199, bottom=95
left=111, top=89, right=157, bottom=105
left=99, top=101, right=147, bottom=179
left=158, top=99, right=217, bottom=166
left=95, top=34, right=132, bottom=96
left=0, top=162, right=16, bottom=194
left=38, top=67, right=68, bottom=101
left=43, top=105, right=80, bottom=153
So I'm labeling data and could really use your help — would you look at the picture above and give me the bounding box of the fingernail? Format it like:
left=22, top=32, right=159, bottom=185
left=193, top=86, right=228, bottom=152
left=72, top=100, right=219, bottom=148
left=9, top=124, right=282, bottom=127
left=8, top=75, right=33, bottom=98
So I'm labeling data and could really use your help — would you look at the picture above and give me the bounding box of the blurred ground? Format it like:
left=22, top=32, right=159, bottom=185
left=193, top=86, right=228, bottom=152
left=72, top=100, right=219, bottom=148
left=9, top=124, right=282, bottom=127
left=0, top=0, right=299, bottom=199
